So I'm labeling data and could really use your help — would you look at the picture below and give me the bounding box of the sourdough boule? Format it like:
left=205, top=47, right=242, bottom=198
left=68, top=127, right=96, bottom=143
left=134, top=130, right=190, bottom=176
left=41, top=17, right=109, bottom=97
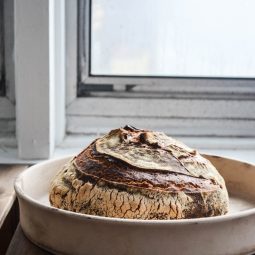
left=49, top=126, right=229, bottom=220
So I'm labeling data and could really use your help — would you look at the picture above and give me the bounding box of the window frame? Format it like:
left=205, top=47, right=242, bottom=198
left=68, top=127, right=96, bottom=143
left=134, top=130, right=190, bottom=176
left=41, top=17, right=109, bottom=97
left=65, top=0, right=255, bottom=138
left=77, top=0, right=255, bottom=94
left=12, top=0, right=65, bottom=159
left=1, top=0, right=255, bottom=162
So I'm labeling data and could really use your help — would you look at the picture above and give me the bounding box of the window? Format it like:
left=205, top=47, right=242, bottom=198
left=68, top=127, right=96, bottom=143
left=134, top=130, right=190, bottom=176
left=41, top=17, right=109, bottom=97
left=65, top=0, right=255, bottom=137
left=89, top=0, right=255, bottom=78
left=0, top=0, right=254, bottom=161
left=78, top=0, right=255, bottom=87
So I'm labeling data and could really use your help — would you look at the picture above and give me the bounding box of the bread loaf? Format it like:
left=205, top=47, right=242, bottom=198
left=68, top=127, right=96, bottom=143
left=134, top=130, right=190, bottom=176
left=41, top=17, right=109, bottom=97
left=49, top=126, right=229, bottom=219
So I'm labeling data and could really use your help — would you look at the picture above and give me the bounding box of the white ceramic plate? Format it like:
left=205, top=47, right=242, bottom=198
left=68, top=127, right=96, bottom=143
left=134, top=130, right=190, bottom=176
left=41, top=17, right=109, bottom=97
left=15, top=155, right=255, bottom=255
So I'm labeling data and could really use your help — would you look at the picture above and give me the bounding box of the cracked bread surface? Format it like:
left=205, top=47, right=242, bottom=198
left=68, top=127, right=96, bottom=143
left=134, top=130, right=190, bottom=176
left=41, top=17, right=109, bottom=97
left=49, top=126, right=229, bottom=220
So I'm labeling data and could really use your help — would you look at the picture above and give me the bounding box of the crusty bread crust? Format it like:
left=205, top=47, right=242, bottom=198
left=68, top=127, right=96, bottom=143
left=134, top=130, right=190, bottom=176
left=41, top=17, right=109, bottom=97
left=49, top=161, right=228, bottom=220
left=49, top=126, right=229, bottom=219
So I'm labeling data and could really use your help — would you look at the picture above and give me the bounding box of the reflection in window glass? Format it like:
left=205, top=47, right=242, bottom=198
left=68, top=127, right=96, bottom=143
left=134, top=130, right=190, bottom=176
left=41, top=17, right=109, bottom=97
left=91, top=0, right=255, bottom=77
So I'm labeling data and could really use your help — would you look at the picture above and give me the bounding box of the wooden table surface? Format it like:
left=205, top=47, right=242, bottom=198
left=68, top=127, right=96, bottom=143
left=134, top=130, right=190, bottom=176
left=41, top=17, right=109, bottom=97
left=0, top=164, right=28, bottom=255
left=0, top=165, right=27, bottom=228
left=6, top=225, right=51, bottom=255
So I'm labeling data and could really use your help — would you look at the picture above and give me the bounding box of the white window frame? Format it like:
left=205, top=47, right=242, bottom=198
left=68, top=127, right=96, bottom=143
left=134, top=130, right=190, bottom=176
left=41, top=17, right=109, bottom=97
left=13, top=0, right=65, bottom=159
left=0, top=0, right=254, bottom=162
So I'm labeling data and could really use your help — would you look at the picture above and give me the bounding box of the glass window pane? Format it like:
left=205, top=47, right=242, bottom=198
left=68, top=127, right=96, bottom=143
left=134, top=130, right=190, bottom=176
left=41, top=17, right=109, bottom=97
left=90, top=0, right=255, bottom=77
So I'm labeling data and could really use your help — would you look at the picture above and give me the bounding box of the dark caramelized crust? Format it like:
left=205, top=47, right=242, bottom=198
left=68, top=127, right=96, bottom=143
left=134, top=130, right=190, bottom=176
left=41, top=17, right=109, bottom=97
left=74, top=143, right=218, bottom=193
